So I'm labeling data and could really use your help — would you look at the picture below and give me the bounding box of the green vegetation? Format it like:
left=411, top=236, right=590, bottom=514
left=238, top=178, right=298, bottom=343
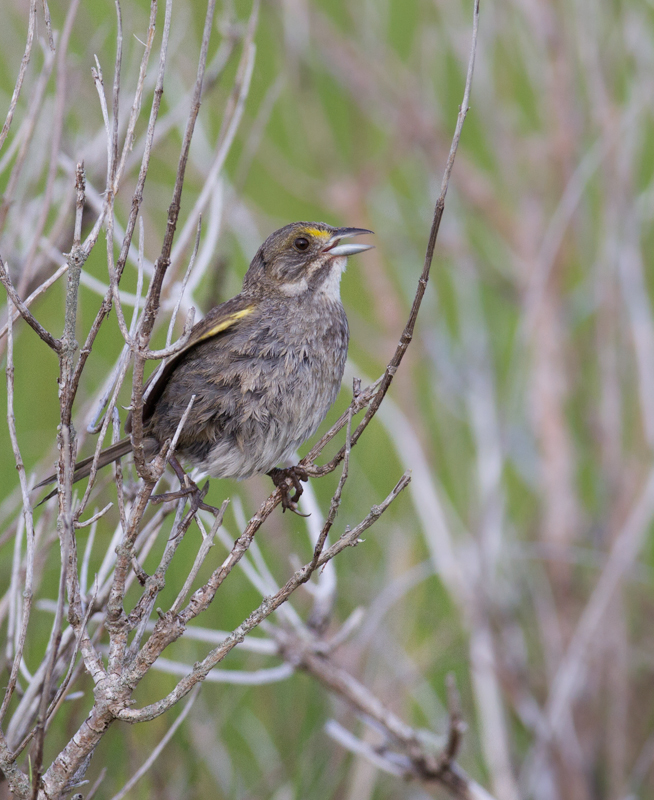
left=1, top=1, right=653, bottom=798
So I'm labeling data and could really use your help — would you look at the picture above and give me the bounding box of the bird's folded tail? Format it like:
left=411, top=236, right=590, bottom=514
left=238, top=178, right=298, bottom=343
left=35, top=437, right=133, bottom=504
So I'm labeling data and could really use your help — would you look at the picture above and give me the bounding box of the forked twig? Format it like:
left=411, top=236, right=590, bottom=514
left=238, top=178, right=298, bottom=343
left=0, top=256, right=61, bottom=352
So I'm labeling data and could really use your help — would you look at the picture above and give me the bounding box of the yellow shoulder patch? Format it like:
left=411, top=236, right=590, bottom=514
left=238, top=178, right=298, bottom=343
left=196, top=306, right=254, bottom=343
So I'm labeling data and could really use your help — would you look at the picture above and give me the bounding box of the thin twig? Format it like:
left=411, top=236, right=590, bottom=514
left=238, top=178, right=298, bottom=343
left=310, top=404, right=353, bottom=571
left=0, top=313, right=36, bottom=725
left=0, top=256, right=61, bottom=352
left=70, top=0, right=173, bottom=393
left=166, top=219, right=201, bottom=347
left=0, top=263, right=68, bottom=344
left=168, top=0, right=259, bottom=270
left=0, top=38, right=57, bottom=233
left=75, top=504, right=114, bottom=530
left=117, top=473, right=410, bottom=722
left=19, top=0, right=81, bottom=290
left=302, top=0, right=480, bottom=478
left=170, top=500, right=229, bottom=614
left=115, top=1, right=158, bottom=184
left=108, top=688, right=200, bottom=800
left=129, top=0, right=217, bottom=474
left=0, top=0, right=37, bottom=151
left=40, top=0, right=55, bottom=51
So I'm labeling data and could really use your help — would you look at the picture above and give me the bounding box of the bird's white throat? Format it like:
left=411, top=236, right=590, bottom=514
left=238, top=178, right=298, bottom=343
left=319, top=256, right=346, bottom=301
left=278, top=256, right=346, bottom=300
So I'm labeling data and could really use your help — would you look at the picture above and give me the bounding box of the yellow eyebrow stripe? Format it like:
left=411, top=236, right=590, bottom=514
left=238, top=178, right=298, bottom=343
left=197, top=306, right=254, bottom=342
left=302, top=227, right=330, bottom=239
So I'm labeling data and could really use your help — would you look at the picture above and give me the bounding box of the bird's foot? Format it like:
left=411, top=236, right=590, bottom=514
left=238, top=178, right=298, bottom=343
left=268, top=466, right=310, bottom=516
left=151, top=477, right=219, bottom=515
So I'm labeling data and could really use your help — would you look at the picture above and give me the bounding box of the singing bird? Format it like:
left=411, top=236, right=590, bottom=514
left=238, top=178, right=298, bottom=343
left=38, top=222, right=373, bottom=511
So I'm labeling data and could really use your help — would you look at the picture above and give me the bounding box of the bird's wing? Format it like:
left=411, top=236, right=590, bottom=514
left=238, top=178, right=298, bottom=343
left=125, top=294, right=256, bottom=432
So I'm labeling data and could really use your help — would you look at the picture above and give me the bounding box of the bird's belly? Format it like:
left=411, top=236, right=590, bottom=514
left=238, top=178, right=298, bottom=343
left=177, top=354, right=343, bottom=481
left=149, top=298, right=349, bottom=481
left=195, top=426, right=304, bottom=481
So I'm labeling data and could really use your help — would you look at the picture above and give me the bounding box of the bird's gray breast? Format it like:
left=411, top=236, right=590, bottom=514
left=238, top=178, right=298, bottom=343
left=149, top=296, right=349, bottom=479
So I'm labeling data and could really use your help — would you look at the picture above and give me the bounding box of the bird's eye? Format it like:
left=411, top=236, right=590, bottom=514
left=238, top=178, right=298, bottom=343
left=294, top=236, right=310, bottom=251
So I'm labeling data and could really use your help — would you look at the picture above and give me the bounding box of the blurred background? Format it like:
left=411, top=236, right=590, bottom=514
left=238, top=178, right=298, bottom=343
left=1, top=0, right=653, bottom=798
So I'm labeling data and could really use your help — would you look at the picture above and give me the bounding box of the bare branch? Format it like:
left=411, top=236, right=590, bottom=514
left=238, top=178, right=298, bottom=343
left=130, top=0, right=215, bottom=477
left=70, top=0, right=173, bottom=392
left=20, top=0, right=82, bottom=288
left=169, top=0, right=259, bottom=270
left=116, top=473, right=411, bottom=722
left=0, top=0, right=37, bottom=151
left=0, top=255, right=61, bottom=352
left=170, top=500, right=229, bottom=614
left=108, top=687, right=200, bottom=800
left=0, top=263, right=68, bottom=345
left=0, top=312, right=36, bottom=727
left=310, top=404, right=353, bottom=572
left=75, top=503, right=113, bottom=530
left=0, top=40, right=57, bottom=233
left=293, top=640, right=490, bottom=799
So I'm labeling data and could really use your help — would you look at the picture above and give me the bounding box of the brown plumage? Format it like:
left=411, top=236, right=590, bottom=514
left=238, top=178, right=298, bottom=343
left=37, top=222, right=373, bottom=509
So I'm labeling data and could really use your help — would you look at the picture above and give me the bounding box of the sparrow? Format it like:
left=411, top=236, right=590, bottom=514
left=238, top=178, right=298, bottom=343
left=37, top=222, right=373, bottom=511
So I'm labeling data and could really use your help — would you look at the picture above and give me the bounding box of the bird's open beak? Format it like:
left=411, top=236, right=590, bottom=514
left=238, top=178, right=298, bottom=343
left=324, top=227, right=374, bottom=257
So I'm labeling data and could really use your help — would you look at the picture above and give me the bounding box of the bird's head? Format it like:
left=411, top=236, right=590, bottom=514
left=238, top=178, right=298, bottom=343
left=243, top=222, right=373, bottom=300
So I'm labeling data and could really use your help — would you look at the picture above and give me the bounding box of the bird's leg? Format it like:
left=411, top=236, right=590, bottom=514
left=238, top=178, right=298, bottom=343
left=151, top=455, right=220, bottom=514
left=267, top=465, right=310, bottom=515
